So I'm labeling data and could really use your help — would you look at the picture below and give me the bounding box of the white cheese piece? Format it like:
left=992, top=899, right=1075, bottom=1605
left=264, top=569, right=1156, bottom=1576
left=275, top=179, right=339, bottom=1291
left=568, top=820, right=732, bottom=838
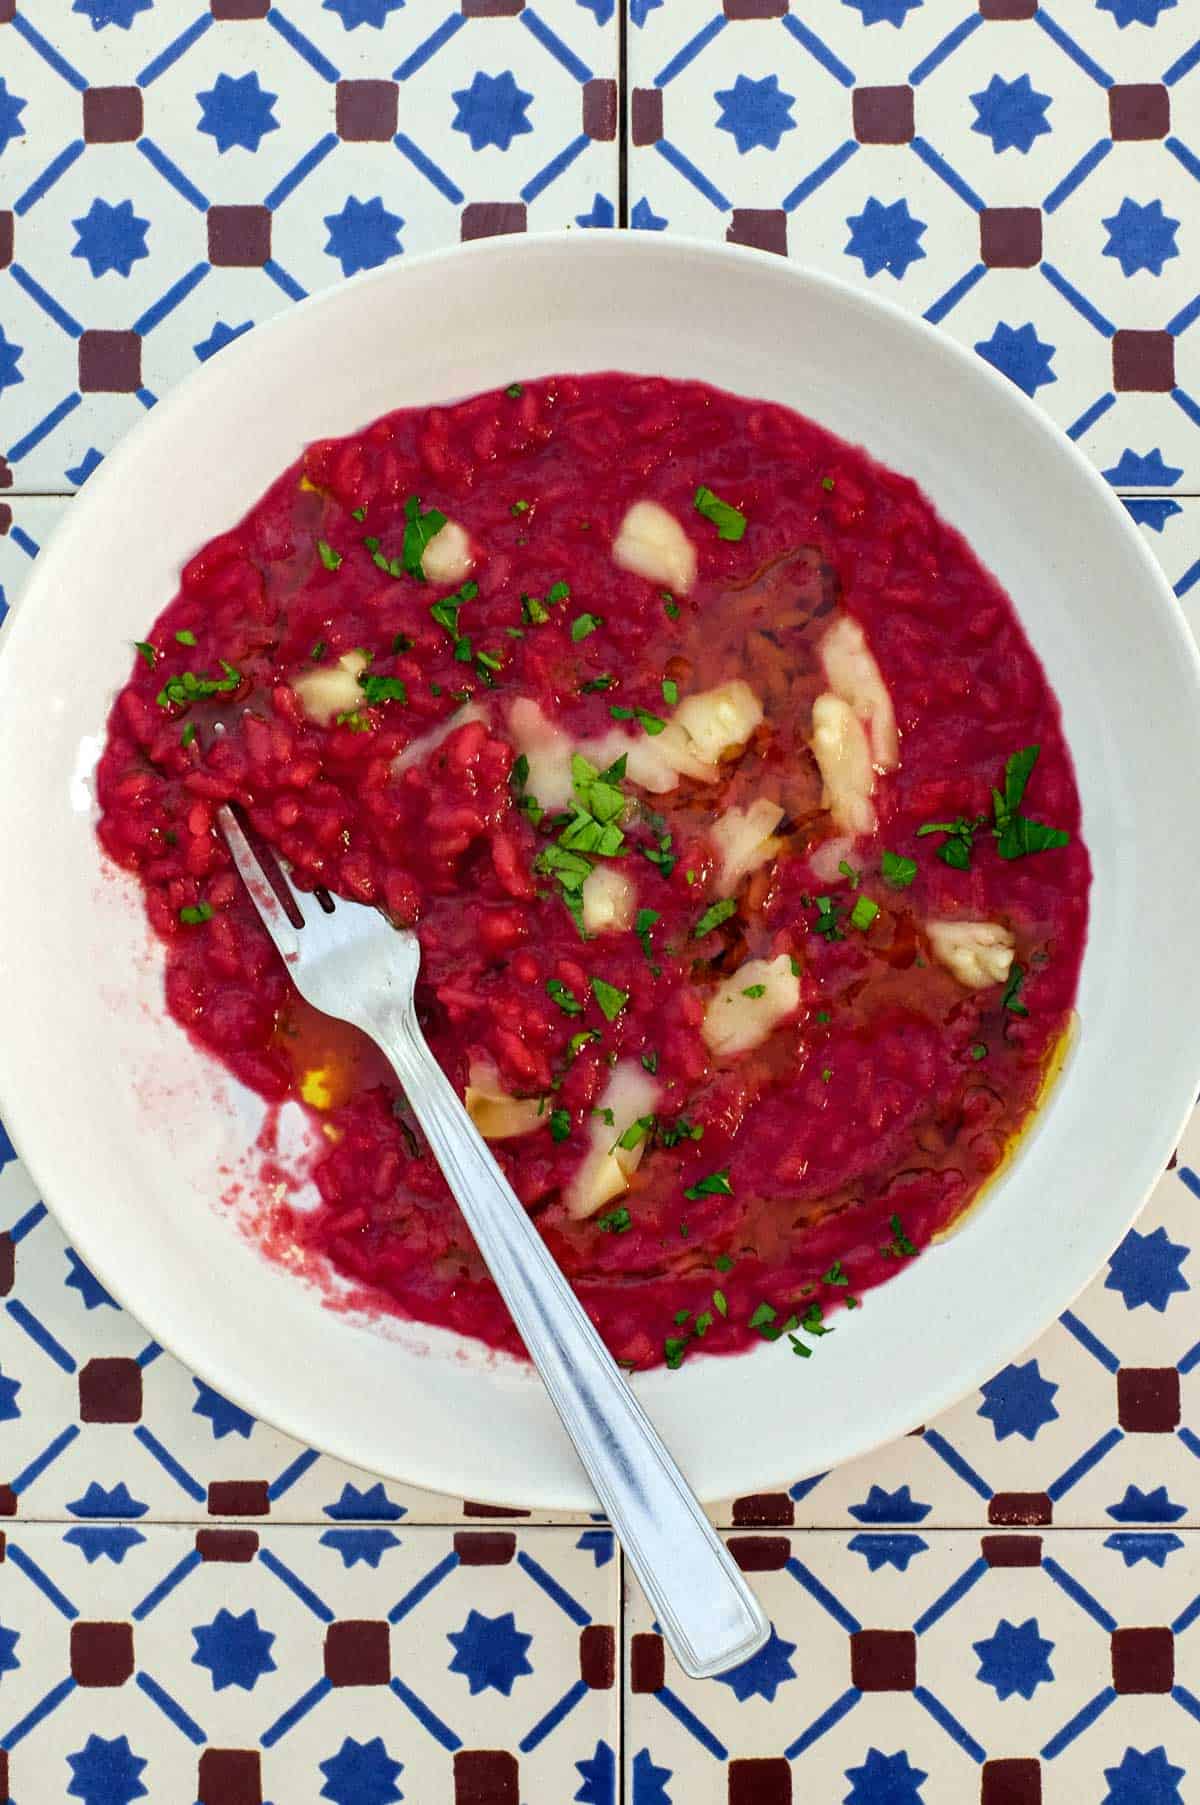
left=926, top=919, right=1015, bottom=990
left=819, top=614, right=899, bottom=772
left=702, top=953, right=801, bottom=1058
left=612, top=500, right=697, bottom=595
left=581, top=863, right=636, bottom=935
left=808, top=834, right=856, bottom=883
left=291, top=650, right=370, bottom=726
left=810, top=692, right=876, bottom=835
left=711, top=798, right=785, bottom=895
left=392, top=702, right=488, bottom=775
left=565, top=1061, right=661, bottom=1221
left=673, top=680, right=763, bottom=766
left=421, top=517, right=474, bottom=586
left=508, top=697, right=574, bottom=811
left=582, top=724, right=717, bottom=793
left=464, top=1065, right=545, bottom=1140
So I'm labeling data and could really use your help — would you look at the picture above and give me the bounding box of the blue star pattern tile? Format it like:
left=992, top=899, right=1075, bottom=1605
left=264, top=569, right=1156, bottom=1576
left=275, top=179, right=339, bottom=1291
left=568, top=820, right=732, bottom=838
left=973, top=1617, right=1056, bottom=1700
left=0, top=0, right=619, bottom=486
left=627, top=0, right=1200, bottom=482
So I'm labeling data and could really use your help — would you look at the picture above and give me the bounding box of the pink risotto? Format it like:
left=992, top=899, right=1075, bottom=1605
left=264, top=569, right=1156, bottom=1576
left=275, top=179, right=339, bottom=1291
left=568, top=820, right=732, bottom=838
left=97, top=375, right=1089, bottom=1370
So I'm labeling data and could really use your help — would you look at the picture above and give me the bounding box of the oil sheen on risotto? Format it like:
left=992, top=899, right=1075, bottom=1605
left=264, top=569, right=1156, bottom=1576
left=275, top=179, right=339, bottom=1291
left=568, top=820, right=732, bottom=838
left=97, top=375, right=1090, bottom=1371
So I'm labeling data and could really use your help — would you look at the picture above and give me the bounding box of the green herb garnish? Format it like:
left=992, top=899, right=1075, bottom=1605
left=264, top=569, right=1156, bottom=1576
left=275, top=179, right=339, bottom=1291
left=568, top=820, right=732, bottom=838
left=401, top=494, right=447, bottom=580
left=916, top=814, right=987, bottom=870
left=714, top=1254, right=734, bottom=1273
left=641, top=1049, right=659, bottom=1074
left=1001, top=962, right=1029, bottom=1016
left=581, top=674, right=614, bottom=693
left=992, top=745, right=1070, bottom=859
left=662, top=594, right=681, bottom=621
left=546, top=978, right=584, bottom=1016
left=178, top=902, right=213, bottom=925
left=662, top=678, right=679, bottom=706
left=359, top=675, right=408, bottom=705
left=683, top=1169, right=732, bottom=1201
left=882, top=1213, right=917, bottom=1258
left=849, top=895, right=879, bottom=932
left=634, top=907, right=661, bottom=966
left=570, top=613, right=603, bottom=642
left=693, top=897, right=737, bottom=939
left=590, top=976, right=629, bottom=1022
left=181, top=721, right=196, bottom=748
left=812, top=895, right=844, bottom=942
left=881, top=851, right=917, bottom=889
left=694, top=485, right=747, bottom=542
left=549, top=1108, right=571, bottom=1142
left=156, top=662, right=241, bottom=708
left=505, top=382, right=523, bottom=400
left=617, top=1116, right=654, bottom=1152
left=134, top=641, right=157, bottom=669
left=598, top=1207, right=632, bottom=1235
left=821, top=475, right=835, bottom=493
left=174, top=629, right=196, bottom=647
left=969, top=1043, right=989, bottom=1060
left=317, top=539, right=342, bottom=571
left=742, top=983, right=767, bottom=999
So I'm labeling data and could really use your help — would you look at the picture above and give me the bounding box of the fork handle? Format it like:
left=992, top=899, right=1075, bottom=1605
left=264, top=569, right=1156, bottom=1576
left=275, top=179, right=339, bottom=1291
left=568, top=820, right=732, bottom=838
left=375, top=1008, right=770, bottom=1682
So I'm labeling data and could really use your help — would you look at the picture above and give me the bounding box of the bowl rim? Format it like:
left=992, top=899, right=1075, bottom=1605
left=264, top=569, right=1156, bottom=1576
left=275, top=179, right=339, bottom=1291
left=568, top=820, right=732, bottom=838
left=2, top=229, right=1199, bottom=1508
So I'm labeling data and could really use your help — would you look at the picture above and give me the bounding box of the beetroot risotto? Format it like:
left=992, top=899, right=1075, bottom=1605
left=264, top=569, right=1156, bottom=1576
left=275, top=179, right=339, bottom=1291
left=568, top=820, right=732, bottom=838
left=97, top=375, right=1089, bottom=1371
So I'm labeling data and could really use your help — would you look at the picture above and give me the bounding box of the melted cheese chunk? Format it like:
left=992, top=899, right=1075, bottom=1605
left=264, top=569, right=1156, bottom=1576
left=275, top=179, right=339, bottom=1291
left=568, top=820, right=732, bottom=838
left=673, top=680, right=762, bottom=766
left=808, top=834, right=856, bottom=883
left=464, top=1065, right=545, bottom=1140
left=581, top=863, right=636, bottom=935
left=421, top=518, right=474, bottom=586
left=810, top=693, right=876, bottom=835
left=508, top=698, right=574, bottom=811
left=565, top=1061, right=661, bottom=1220
left=819, top=615, right=898, bottom=772
left=583, top=724, right=717, bottom=793
left=612, top=500, right=696, bottom=595
left=711, top=798, right=785, bottom=895
left=393, top=702, right=487, bottom=774
left=702, top=953, right=801, bottom=1058
left=291, top=650, right=370, bottom=726
left=927, top=919, right=1015, bottom=990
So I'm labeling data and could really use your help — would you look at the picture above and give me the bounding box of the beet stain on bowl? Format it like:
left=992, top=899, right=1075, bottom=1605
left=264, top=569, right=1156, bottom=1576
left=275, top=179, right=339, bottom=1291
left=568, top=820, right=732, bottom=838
left=95, top=374, right=1090, bottom=1372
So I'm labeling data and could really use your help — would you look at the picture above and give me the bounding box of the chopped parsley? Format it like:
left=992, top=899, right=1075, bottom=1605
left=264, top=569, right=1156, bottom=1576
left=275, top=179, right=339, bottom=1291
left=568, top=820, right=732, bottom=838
left=748, top=1302, right=776, bottom=1331
left=712, top=1289, right=728, bottom=1316
left=567, top=1029, right=601, bottom=1058
left=549, top=1108, right=571, bottom=1142
left=351, top=505, right=367, bottom=522
left=178, top=902, right=213, bottom=925
left=969, top=1042, right=989, bottom=1060
left=616, top=1116, right=654, bottom=1151
left=916, top=813, right=987, bottom=871
left=881, top=851, right=917, bottom=890
left=992, top=745, right=1070, bottom=860
left=742, top=983, right=767, bottom=999
left=134, top=641, right=157, bottom=669
left=505, top=382, right=523, bottom=400
left=641, top=1049, right=659, bottom=1074
left=661, top=1117, right=703, bottom=1148
left=359, top=674, right=408, bottom=705
left=429, top=579, right=478, bottom=642
left=664, top=1335, right=690, bottom=1370
left=694, top=484, right=747, bottom=542
left=662, top=594, right=681, bottom=621
left=609, top=703, right=667, bottom=736
left=640, top=826, right=676, bottom=879
left=634, top=907, right=661, bottom=965
left=511, top=499, right=530, bottom=516
left=694, top=1311, right=713, bottom=1337
left=310, top=640, right=327, bottom=661
left=714, top=1254, right=734, bottom=1272
left=535, top=844, right=591, bottom=933
left=391, top=633, right=413, bottom=654
left=882, top=1214, right=917, bottom=1258
left=598, top=1207, right=632, bottom=1235
left=821, top=475, right=835, bottom=493
left=546, top=978, right=583, bottom=1016
left=822, top=1261, right=848, bottom=1287
left=592, top=1106, right=615, bottom=1126
left=180, top=721, right=196, bottom=749
left=401, top=494, right=447, bottom=580
left=581, top=674, right=614, bottom=693
left=156, top=662, right=241, bottom=708
left=661, top=678, right=679, bottom=707
left=317, top=539, right=342, bottom=571
left=174, top=629, right=197, bottom=647
left=522, top=593, right=549, bottom=626
left=570, top=613, right=603, bottom=642
left=590, top=976, right=629, bottom=1022
left=1001, top=962, right=1029, bottom=1016
left=693, top=896, right=737, bottom=939
left=849, top=895, right=879, bottom=932
left=683, top=1168, right=732, bottom=1200
left=838, top=859, right=861, bottom=887
left=335, top=710, right=373, bottom=731
left=811, top=895, right=844, bottom=942
left=821, top=1068, right=833, bottom=1083
left=815, top=1009, right=830, bottom=1023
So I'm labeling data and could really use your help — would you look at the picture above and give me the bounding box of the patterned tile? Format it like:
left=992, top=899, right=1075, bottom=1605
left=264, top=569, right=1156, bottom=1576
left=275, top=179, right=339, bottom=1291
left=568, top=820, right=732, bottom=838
left=0, top=1523, right=618, bottom=1802
left=625, top=1529, right=1200, bottom=1804
left=626, top=0, right=1200, bottom=485
left=0, top=0, right=619, bottom=488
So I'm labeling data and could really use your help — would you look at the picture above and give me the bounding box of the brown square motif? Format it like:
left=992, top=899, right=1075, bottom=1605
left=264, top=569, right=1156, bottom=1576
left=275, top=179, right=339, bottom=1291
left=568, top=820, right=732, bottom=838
left=211, top=0, right=271, bottom=16
left=208, top=205, right=271, bottom=267
left=335, top=81, right=398, bottom=142
left=1111, top=334, right=1175, bottom=396
left=324, top=1620, right=390, bottom=1686
left=630, top=1632, right=665, bottom=1693
left=78, top=331, right=142, bottom=394
left=1112, top=1626, right=1174, bottom=1693
left=853, top=85, right=914, bottom=144
left=71, top=1621, right=134, bottom=1687
left=727, top=210, right=787, bottom=256
left=851, top=1629, right=916, bottom=1691
left=982, top=1758, right=1042, bottom=1805
left=1108, top=83, right=1169, bottom=140
left=84, top=87, right=143, bottom=143
left=460, top=203, right=526, bottom=242
left=454, top=1750, right=519, bottom=1805
left=198, top=1749, right=262, bottom=1805
left=980, top=207, right=1042, bottom=268
left=729, top=1757, right=792, bottom=1804
left=79, top=1357, right=142, bottom=1423
left=1117, top=1365, right=1181, bottom=1427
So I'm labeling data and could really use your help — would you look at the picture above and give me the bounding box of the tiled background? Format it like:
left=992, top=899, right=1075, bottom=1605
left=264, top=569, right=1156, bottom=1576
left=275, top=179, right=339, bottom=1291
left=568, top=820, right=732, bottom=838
left=1, top=2, right=1198, bottom=1800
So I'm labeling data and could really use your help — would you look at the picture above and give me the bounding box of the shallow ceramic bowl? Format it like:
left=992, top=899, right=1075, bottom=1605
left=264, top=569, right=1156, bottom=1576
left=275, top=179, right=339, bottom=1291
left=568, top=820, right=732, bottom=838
left=1, top=233, right=1198, bottom=1509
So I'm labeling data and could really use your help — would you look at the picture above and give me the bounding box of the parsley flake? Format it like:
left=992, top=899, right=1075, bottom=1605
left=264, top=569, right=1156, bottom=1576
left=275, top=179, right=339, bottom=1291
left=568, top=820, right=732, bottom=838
left=881, top=851, right=917, bottom=890
left=590, top=976, right=629, bottom=1022
left=662, top=678, right=679, bottom=706
left=570, top=613, right=603, bottom=642
left=641, top=1049, right=659, bottom=1074
left=693, top=897, right=736, bottom=939
left=683, top=1168, right=732, bottom=1201
left=359, top=675, right=408, bottom=705
left=1001, top=962, right=1029, bottom=1016
left=916, top=814, right=987, bottom=870
left=694, top=485, right=747, bottom=542
left=174, top=629, right=196, bottom=648
left=598, top=1208, right=631, bottom=1235
left=401, top=494, right=447, bottom=580
left=549, top=1108, right=571, bottom=1142
left=134, top=641, right=157, bottom=669
left=849, top=895, right=879, bottom=932
left=546, top=978, right=584, bottom=1016
left=882, top=1214, right=917, bottom=1258
left=317, top=539, right=342, bottom=571
left=742, top=983, right=767, bottom=999
left=179, top=902, right=213, bottom=925
left=156, top=662, right=242, bottom=709
left=992, top=745, right=1070, bottom=860
left=505, top=383, right=523, bottom=400
left=634, top=907, right=661, bottom=964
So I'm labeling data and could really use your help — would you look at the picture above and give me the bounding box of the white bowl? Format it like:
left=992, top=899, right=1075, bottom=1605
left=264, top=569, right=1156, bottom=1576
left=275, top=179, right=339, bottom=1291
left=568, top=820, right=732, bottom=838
left=1, top=234, right=1197, bottom=1510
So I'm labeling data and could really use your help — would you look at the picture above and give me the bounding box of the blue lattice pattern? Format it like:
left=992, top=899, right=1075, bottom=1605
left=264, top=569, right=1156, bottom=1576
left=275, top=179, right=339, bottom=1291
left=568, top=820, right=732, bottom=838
left=626, top=0, right=1200, bottom=484
left=0, top=0, right=619, bottom=488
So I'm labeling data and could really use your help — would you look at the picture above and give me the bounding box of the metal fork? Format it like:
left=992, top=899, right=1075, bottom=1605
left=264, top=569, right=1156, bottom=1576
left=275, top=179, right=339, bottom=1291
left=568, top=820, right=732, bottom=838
left=218, top=806, right=769, bottom=1680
